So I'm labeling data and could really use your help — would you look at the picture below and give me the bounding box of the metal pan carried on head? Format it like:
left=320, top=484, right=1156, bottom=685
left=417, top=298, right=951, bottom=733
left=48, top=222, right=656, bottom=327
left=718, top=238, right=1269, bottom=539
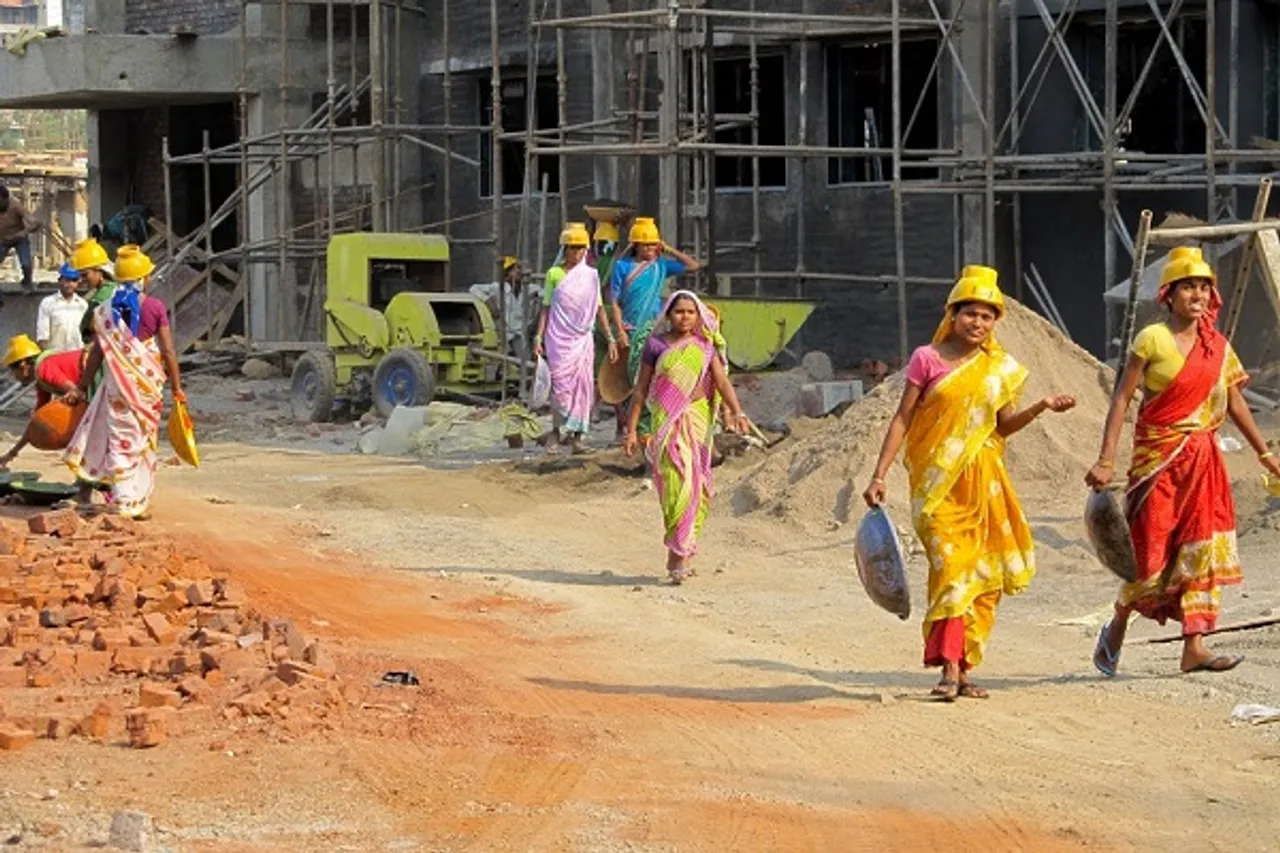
left=853, top=506, right=912, bottom=620
left=0, top=472, right=40, bottom=497
left=1084, top=489, right=1139, bottom=583
left=597, top=345, right=633, bottom=405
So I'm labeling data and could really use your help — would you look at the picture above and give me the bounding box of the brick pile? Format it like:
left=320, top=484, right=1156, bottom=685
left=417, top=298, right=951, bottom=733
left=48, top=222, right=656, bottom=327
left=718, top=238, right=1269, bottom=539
left=0, top=510, right=345, bottom=751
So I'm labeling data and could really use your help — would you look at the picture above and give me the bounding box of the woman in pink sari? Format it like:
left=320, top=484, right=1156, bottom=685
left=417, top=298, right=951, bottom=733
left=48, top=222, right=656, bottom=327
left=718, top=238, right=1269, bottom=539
left=534, top=223, right=617, bottom=454
left=63, top=245, right=185, bottom=518
left=624, top=291, right=750, bottom=583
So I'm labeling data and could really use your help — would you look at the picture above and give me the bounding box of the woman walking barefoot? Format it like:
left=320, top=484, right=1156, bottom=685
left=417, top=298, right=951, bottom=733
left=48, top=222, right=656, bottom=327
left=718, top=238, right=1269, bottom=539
left=863, top=266, right=1075, bottom=701
left=1086, top=246, right=1280, bottom=677
left=624, top=291, right=749, bottom=584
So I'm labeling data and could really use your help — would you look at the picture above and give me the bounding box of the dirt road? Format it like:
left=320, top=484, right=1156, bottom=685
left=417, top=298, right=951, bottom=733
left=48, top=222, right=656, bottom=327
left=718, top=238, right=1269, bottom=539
left=2, top=435, right=1276, bottom=852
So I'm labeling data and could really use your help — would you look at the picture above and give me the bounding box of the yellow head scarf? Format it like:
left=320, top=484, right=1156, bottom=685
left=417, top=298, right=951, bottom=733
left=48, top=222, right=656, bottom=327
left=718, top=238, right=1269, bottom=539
left=931, top=264, right=1007, bottom=354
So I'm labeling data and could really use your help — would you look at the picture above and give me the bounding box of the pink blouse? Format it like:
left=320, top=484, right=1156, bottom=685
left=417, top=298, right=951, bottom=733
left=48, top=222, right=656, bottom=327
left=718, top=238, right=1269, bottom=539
left=905, top=345, right=956, bottom=392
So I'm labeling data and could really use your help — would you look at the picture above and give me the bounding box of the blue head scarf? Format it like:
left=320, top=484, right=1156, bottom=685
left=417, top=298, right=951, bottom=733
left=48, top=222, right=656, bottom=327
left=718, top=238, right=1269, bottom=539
left=111, top=280, right=143, bottom=337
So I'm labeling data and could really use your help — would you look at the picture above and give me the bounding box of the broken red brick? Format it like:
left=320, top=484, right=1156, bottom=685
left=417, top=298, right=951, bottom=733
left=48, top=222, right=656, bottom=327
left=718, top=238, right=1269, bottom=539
left=111, top=647, right=155, bottom=676
left=28, top=510, right=80, bottom=538
left=76, top=704, right=111, bottom=739
left=139, top=684, right=181, bottom=709
left=185, top=580, right=216, bottom=607
left=92, top=628, right=129, bottom=652
left=125, top=707, right=168, bottom=748
left=73, top=650, right=111, bottom=681
left=141, top=613, right=176, bottom=645
left=177, top=676, right=210, bottom=701
left=276, top=660, right=331, bottom=687
left=100, top=515, right=136, bottom=535
left=229, top=692, right=271, bottom=717
left=0, top=725, right=36, bottom=751
left=156, top=591, right=188, bottom=615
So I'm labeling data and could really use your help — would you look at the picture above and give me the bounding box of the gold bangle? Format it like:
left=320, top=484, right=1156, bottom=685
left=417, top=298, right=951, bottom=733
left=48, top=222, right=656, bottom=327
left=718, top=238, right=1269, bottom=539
left=1095, top=460, right=1114, bottom=469
left=872, top=476, right=886, bottom=484
left=1260, top=451, right=1275, bottom=461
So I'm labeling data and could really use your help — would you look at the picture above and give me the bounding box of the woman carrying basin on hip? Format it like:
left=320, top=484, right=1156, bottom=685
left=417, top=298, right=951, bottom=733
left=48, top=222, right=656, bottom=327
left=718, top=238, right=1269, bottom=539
left=624, top=290, right=749, bottom=585
left=533, top=222, right=618, bottom=455
left=1086, top=246, right=1280, bottom=677
left=863, top=266, right=1076, bottom=701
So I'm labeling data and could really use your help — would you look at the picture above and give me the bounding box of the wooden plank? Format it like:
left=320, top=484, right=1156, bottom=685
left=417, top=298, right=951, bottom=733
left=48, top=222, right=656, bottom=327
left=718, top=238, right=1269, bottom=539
left=1253, top=228, right=1280, bottom=318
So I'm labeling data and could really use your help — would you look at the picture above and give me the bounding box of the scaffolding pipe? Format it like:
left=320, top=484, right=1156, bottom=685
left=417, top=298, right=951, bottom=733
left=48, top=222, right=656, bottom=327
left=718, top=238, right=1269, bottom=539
left=892, top=0, right=907, bottom=363
left=277, top=0, right=290, bottom=342
left=371, top=0, right=387, bottom=231
left=490, top=0, right=507, bottom=399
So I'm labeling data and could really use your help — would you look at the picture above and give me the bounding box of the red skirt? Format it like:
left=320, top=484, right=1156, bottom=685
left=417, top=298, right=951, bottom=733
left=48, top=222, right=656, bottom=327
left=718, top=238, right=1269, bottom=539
left=1124, top=431, right=1241, bottom=635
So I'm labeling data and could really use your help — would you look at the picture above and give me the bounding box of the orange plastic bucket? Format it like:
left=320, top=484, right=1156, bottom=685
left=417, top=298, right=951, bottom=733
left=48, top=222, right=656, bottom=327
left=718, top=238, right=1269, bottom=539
left=27, top=399, right=86, bottom=451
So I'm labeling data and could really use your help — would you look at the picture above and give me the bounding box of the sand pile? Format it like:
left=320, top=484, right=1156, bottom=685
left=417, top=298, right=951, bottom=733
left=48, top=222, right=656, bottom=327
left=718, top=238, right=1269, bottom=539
left=730, top=300, right=1118, bottom=533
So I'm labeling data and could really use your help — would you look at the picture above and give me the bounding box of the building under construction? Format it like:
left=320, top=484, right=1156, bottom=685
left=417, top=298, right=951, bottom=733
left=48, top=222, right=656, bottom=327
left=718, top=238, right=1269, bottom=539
left=1, top=0, right=1277, bottom=365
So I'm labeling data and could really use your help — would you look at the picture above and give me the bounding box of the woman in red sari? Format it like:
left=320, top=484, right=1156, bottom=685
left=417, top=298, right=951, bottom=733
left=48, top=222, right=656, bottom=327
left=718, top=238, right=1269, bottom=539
left=1086, top=246, right=1280, bottom=675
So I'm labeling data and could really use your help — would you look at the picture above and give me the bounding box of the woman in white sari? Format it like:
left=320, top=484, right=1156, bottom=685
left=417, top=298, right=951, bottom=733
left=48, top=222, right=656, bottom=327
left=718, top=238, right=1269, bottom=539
left=64, top=245, right=185, bottom=518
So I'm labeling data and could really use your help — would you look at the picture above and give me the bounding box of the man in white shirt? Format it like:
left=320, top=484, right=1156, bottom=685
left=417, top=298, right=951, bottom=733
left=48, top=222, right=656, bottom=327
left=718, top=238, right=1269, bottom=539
left=468, top=256, right=542, bottom=357
left=36, top=263, right=89, bottom=352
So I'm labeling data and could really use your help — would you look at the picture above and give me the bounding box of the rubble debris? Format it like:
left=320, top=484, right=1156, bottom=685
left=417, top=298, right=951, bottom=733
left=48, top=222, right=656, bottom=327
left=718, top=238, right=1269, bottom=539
left=381, top=670, right=420, bottom=686
left=240, top=358, right=282, bottom=380
left=0, top=512, right=351, bottom=749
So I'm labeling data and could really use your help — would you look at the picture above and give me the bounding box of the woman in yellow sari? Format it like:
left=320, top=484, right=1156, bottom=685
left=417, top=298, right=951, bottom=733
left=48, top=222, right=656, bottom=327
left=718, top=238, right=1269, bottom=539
left=864, top=266, right=1076, bottom=701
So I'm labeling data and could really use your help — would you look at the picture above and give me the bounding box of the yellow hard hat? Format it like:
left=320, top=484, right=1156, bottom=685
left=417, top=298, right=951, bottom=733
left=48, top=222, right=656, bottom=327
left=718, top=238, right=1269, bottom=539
left=629, top=217, right=661, bottom=245
left=560, top=222, right=591, bottom=248
left=945, top=264, right=1005, bottom=315
left=593, top=221, right=620, bottom=244
left=502, top=255, right=520, bottom=272
left=114, top=244, right=155, bottom=283
left=70, top=238, right=110, bottom=272
left=2, top=334, right=41, bottom=367
left=1160, top=246, right=1216, bottom=289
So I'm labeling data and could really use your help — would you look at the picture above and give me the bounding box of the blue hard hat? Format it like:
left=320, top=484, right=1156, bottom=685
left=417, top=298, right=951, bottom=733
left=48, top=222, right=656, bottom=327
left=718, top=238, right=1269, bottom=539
left=58, top=262, right=80, bottom=281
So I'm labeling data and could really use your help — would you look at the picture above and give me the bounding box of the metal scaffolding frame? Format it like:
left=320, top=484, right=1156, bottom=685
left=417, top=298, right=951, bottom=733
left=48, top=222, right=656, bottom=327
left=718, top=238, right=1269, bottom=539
left=156, top=0, right=1277, bottom=365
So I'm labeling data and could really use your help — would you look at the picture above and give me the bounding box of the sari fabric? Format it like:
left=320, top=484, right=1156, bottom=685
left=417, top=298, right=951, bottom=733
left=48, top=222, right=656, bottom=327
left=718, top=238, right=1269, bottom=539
left=645, top=292, right=726, bottom=557
left=1123, top=324, right=1246, bottom=635
left=905, top=347, right=1035, bottom=671
left=544, top=262, right=600, bottom=434
left=64, top=301, right=166, bottom=517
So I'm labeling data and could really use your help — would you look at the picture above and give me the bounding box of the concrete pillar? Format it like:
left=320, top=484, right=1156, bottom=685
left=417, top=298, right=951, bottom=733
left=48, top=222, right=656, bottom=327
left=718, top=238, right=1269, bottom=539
left=86, top=110, right=128, bottom=226
left=656, top=2, right=680, bottom=245
left=590, top=0, right=619, bottom=201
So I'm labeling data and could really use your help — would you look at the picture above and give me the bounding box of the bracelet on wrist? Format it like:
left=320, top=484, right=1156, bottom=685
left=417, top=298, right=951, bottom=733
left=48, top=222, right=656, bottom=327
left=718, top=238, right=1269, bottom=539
left=1261, top=451, right=1275, bottom=461
left=1095, top=460, right=1114, bottom=469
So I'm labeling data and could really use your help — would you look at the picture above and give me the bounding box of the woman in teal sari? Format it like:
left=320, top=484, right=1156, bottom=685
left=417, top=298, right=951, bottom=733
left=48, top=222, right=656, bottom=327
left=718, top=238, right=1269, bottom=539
left=608, top=217, right=701, bottom=438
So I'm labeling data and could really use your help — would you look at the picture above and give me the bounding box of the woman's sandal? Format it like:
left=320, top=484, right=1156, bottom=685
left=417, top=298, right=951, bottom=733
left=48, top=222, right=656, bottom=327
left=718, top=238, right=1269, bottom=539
left=957, top=683, right=989, bottom=699
left=931, top=679, right=959, bottom=703
left=1093, top=620, right=1121, bottom=678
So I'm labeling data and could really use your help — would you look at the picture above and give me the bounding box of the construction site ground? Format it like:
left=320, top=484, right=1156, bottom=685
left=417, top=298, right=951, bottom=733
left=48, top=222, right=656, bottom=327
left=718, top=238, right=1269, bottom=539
left=1, top=357, right=1280, bottom=851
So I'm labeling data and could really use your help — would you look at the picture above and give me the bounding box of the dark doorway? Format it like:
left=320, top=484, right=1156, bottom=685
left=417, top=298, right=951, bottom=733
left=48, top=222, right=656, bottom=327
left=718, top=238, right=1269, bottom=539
left=167, top=102, right=239, bottom=253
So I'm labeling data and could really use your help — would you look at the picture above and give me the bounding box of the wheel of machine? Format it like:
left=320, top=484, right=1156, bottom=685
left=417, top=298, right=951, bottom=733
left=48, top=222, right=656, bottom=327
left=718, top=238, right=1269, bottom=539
left=290, top=350, right=337, bottom=423
left=372, top=348, right=436, bottom=418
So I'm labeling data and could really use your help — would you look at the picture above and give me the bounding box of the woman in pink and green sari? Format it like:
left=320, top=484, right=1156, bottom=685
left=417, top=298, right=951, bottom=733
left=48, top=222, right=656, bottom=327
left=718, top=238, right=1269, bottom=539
left=624, top=291, right=750, bottom=584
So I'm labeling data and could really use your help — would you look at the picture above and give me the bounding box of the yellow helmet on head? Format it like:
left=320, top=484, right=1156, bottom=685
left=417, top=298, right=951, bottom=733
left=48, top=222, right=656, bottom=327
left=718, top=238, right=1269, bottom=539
left=945, top=264, right=1005, bottom=316
left=1160, top=245, right=1216, bottom=289
left=629, top=216, right=661, bottom=245
left=2, top=334, right=40, bottom=368
left=70, top=238, right=110, bottom=272
left=559, top=222, right=591, bottom=248
left=114, top=244, right=155, bottom=283
left=502, top=255, right=520, bottom=273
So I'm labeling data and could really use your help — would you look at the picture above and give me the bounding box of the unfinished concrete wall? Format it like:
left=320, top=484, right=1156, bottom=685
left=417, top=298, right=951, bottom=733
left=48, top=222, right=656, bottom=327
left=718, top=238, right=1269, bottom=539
left=125, top=0, right=239, bottom=35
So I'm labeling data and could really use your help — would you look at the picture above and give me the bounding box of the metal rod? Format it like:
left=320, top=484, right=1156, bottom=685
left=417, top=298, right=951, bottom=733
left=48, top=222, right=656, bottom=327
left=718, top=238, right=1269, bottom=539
left=278, top=0, right=290, bottom=341
left=443, top=0, right=453, bottom=249
left=1102, top=0, right=1117, bottom=340
left=1206, top=0, right=1217, bottom=255
left=202, top=129, right=214, bottom=343
left=748, top=0, right=761, bottom=296
left=892, top=0, right=907, bottom=363
left=556, top=0, right=569, bottom=224
left=490, top=0, right=506, bottom=399
left=371, top=0, right=386, bottom=231
left=983, top=0, right=995, bottom=263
